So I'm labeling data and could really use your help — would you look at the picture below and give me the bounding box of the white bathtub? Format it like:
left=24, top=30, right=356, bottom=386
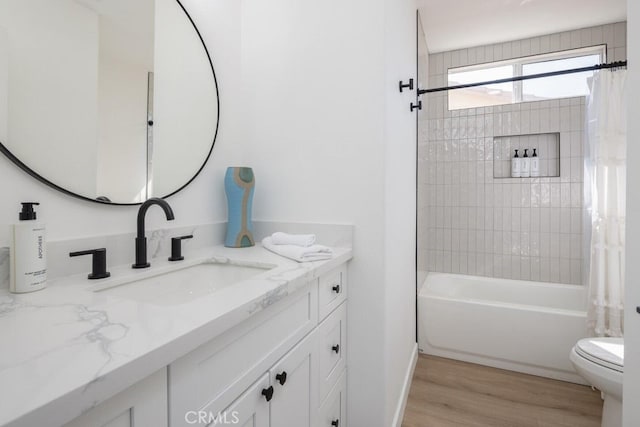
left=418, top=272, right=589, bottom=384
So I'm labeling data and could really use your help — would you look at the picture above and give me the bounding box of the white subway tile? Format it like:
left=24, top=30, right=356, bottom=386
left=520, top=39, right=531, bottom=56
left=493, top=44, right=503, bottom=61
left=530, top=37, right=541, bottom=55
left=549, top=258, right=560, bottom=282
left=613, top=22, right=626, bottom=48
left=512, top=41, right=521, bottom=58
left=560, top=208, right=571, bottom=232
left=502, top=42, right=512, bottom=60
left=467, top=47, right=477, bottom=65
left=571, top=259, right=582, bottom=285
left=580, top=28, right=592, bottom=47
left=603, top=24, right=615, bottom=48
left=511, top=255, right=521, bottom=278
left=591, top=26, right=604, bottom=45
left=560, top=32, right=572, bottom=50
left=484, top=45, right=494, bottom=62
left=570, top=30, right=581, bottom=49
left=571, top=208, right=583, bottom=234
left=560, top=258, right=572, bottom=283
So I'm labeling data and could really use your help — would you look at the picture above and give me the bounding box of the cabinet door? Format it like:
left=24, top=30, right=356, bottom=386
left=318, top=265, right=346, bottom=321
left=64, top=368, right=167, bottom=427
left=218, top=373, right=270, bottom=427
left=170, top=285, right=318, bottom=425
left=318, top=301, right=347, bottom=402
left=269, top=331, right=318, bottom=427
left=317, top=370, right=347, bottom=427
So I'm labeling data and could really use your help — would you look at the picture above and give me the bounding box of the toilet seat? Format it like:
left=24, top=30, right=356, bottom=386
left=575, top=337, right=624, bottom=373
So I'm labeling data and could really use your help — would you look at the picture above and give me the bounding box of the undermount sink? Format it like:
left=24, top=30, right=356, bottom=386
left=93, top=260, right=275, bottom=306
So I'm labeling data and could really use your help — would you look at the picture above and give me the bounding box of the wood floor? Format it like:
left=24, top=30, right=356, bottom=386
left=402, top=354, right=603, bottom=427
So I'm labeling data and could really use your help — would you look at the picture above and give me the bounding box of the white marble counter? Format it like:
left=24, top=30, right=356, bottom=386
left=0, top=244, right=352, bottom=427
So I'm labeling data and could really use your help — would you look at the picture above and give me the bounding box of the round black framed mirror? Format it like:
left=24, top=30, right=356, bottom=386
left=0, top=0, right=219, bottom=205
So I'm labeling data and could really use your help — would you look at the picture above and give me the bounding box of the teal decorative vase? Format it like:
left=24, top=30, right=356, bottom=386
left=224, top=167, right=255, bottom=247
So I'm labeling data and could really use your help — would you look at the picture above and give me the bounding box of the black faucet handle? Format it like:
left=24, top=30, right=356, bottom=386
left=169, top=235, right=193, bottom=261
left=70, top=248, right=111, bottom=280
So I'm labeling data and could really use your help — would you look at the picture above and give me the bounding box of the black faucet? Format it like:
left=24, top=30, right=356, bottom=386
left=133, top=198, right=175, bottom=268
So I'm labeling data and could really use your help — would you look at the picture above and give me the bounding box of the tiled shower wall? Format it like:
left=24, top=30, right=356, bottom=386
left=417, top=22, right=627, bottom=285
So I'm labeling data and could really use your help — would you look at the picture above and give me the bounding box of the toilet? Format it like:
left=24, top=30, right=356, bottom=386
left=570, top=337, right=624, bottom=427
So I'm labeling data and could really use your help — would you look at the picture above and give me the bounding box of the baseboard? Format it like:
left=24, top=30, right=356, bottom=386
left=391, top=343, right=418, bottom=427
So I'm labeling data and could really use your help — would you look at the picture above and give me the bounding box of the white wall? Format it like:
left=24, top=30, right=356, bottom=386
left=624, top=1, right=640, bottom=425
left=240, top=0, right=416, bottom=424
left=383, top=0, right=418, bottom=425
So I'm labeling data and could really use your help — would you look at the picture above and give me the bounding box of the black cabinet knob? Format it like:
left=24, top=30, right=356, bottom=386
left=261, top=386, right=274, bottom=402
left=332, top=344, right=340, bottom=354
left=168, top=235, right=193, bottom=261
left=276, top=371, right=287, bottom=385
left=69, top=248, right=110, bottom=280
left=332, top=284, right=341, bottom=293
left=331, top=420, right=339, bottom=427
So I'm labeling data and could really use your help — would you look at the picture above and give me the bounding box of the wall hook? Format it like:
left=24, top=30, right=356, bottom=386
left=399, top=78, right=414, bottom=93
left=410, top=100, right=422, bottom=112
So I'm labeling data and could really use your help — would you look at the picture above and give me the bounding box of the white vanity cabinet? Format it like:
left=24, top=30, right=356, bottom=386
left=64, top=368, right=168, bottom=427
left=62, top=262, right=348, bottom=427
left=170, top=263, right=348, bottom=427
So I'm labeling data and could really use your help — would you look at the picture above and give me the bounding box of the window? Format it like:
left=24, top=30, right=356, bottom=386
left=448, top=46, right=605, bottom=110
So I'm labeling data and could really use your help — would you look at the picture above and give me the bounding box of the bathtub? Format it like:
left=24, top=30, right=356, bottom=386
left=418, top=272, right=589, bottom=384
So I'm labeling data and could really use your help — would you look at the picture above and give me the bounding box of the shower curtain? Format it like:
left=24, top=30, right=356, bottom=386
left=586, top=69, right=627, bottom=337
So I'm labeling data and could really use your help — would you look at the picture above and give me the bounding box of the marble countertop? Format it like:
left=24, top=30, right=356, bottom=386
left=0, top=244, right=352, bottom=427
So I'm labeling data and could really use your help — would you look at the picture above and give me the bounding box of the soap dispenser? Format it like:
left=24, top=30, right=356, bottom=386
left=511, top=149, right=521, bottom=178
left=10, top=202, right=47, bottom=293
left=530, top=148, right=540, bottom=177
left=521, top=149, right=531, bottom=177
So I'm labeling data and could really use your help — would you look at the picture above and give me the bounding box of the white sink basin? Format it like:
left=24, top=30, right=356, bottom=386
left=94, top=260, right=274, bottom=306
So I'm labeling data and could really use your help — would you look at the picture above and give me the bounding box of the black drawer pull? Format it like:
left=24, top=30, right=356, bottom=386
left=261, top=386, right=274, bottom=402
left=332, top=284, right=341, bottom=293
left=276, top=371, right=287, bottom=385
left=331, top=420, right=339, bottom=427
left=332, top=344, right=340, bottom=354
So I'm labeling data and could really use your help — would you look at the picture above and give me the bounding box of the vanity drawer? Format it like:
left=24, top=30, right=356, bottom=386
left=318, top=369, right=347, bottom=427
left=317, top=301, right=347, bottom=403
left=318, top=265, right=346, bottom=320
left=169, top=284, right=318, bottom=426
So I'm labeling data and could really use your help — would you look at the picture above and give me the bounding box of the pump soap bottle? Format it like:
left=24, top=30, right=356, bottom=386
left=531, top=148, right=540, bottom=177
left=10, top=202, right=47, bottom=293
left=511, top=149, right=521, bottom=177
left=521, top=149, right=531, bottom=177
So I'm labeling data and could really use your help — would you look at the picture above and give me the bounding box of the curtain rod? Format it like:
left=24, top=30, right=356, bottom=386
left=417, top=60, right=627, bottom=95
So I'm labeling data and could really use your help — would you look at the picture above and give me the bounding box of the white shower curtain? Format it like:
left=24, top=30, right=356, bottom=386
left=586, top=69, right=627, bottom=337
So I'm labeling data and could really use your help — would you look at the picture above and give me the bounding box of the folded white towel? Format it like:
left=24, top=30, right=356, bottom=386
left=262, top=237, right=333, bottom=262
left=271, top=232, right=316, bottom=247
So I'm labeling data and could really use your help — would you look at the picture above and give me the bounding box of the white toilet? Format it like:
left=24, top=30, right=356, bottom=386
left=570, top=337, right=624, bottom=427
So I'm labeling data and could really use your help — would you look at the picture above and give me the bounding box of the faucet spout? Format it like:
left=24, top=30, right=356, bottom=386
left=133, top=198, right=175, bottom=269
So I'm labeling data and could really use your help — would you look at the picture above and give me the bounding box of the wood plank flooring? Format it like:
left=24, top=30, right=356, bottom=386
left=402, top=354, right=603, bottom=427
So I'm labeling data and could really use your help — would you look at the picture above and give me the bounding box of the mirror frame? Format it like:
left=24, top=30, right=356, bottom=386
left=0, top=0, right=219, bottom=206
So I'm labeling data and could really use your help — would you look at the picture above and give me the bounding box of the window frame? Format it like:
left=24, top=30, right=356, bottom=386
left=447, top=45, right=607, bottom=110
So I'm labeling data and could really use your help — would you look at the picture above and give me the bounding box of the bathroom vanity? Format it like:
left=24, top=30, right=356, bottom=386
left=0, top=244, right=351, bottom=427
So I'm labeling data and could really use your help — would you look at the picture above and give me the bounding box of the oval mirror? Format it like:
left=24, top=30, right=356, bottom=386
left=0, top=0, right=219, bottom=205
